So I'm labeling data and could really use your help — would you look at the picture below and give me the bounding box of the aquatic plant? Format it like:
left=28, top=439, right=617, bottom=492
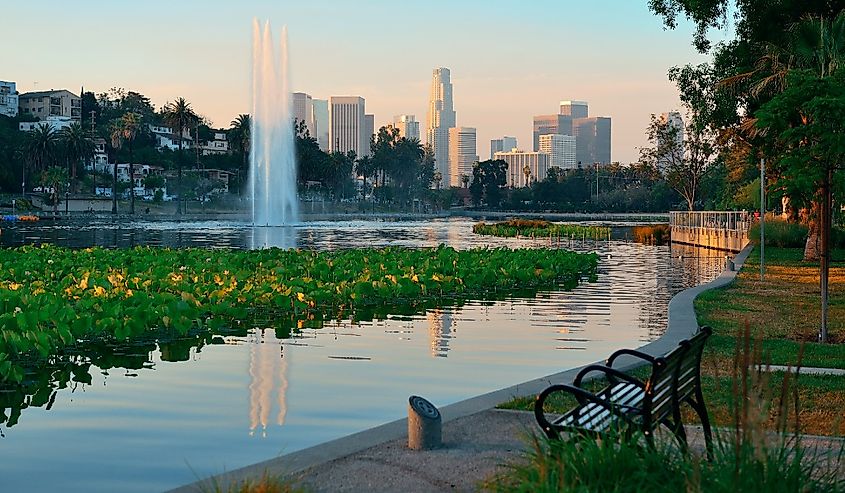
left=473, top=220, right=610, bottom=240
left=0, top=245, right=597, bottom=383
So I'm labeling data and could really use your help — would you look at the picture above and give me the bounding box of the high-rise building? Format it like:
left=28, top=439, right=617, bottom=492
left=364, top=114, right=374, bottom=155
left=393, top=114, right=420, bottom=140
left=574, top=117, right=612, bottom=165
left=657, top=112, right=684, bottom=171
left=539, top=134, right=576, bottom=170
left=490, top=136, right=517, bottom=159
left=312, top=99, right=329, bottom=150
left=426, top=67, right=456, bottom=187
left=293, top=92, right=315, bottom=137
left=448, top=127, right=478, bottom=187
left=532, top=114, right=573, bottom=151
left=329, top=96, right=367, bottom=158
left=0, top=81, right=18, bottom=117
left=493, top=149, right=550, bottom=188
left=18, top=89, right=81, bottom=121
left=560, top=100, right=588, bottom=118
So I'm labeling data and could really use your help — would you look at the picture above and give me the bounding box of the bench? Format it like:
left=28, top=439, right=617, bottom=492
left=534, top=326, right=713, bottom=455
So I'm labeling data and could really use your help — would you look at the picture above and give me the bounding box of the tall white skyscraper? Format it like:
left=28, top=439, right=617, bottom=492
left=292, top=92, right=314, bottom=137
left=448, top=127, right=478, bottom=187
left=329, top=96, right=367, bottom=157
left=393, top=114, right=420, bottom=140
left=493, top=149, right=550, bottom=188
left=426, top=67, right=456, bottom=187
left=539, top=134, right=576, bottom=170
left=364, top=114, right=374, bottom=155
left=490, top=136, right=518, bottom=159
left=312, top=99, right=329, bottom=150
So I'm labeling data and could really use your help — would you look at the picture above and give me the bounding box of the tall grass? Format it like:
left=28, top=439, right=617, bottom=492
left=749, top=218, right=808, bottom=248
left=486, top=323, right=845, bottom=493
left=631, top=224, right=671, bottom=245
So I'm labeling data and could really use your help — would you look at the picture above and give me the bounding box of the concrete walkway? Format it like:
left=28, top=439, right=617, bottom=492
left=167, top=245, right=754, bottom=493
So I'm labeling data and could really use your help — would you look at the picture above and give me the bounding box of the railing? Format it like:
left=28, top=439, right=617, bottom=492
left=669, top=211, right=752, bottom=252
left=669, top=211, right=753, bottom=233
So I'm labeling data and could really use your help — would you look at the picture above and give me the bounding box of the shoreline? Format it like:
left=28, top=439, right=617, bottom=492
left=166, top=243, right=753, bottom=493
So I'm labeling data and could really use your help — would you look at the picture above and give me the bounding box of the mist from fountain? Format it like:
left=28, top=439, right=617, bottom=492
left=250, top=20, right=299, bottom=227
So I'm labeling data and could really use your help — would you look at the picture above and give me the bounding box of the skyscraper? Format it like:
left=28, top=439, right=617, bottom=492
left=292, top=92, right=314, bottom=137
left=657, top=112, right=684, bottom=171
left=532, top=114, right=573, bottom=151
left=426, top=68, right=456, bottom=187
left=493, top=149, right=550, bottom=188
left=312, top=99, right=329, bottom=150
left=490, top=136, right=517, bottom=159
left=574, top=116, right=612, bottom=165
left=448, top=127, right=478, bottom=187
left=329, top=96, right=367, bottom=158
left=539, top=134, right=576, bottom=170
left=393, top=115, right=420, bottom=140
left=364, top=114, right=374, bottom=155
left=560, top=100, right=589, bottom=118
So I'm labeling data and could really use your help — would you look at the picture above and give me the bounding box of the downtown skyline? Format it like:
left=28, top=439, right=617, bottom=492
left=4, top=0, right=719, bottom=163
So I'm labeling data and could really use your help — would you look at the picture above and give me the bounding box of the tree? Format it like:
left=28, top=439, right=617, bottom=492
left=111, top=112, right=142, bottom=214
left=162, top=98, right=197, bottom=214
left=24, top=124, right=58, bottom=181
left=355, top=155, right=375, bottom=200
left=61, top=122, right=94, bottom=186
left=470, top=159, right=508, bottom=208
left=641, top=113, right=716, bottom=210
left=229, top=114, right=251, bottom=193
left=40, top=166, right=68, bottom=217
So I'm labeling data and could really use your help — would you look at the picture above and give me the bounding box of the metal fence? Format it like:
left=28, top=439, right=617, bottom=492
left=669, top=211, right=753, bottom=234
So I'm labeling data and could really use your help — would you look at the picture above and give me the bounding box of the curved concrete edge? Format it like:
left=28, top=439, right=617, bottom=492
left=166, top=243, right=755, bottom=493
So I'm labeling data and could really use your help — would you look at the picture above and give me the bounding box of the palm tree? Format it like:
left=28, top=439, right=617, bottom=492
left=229, top=114, right=251, bottom=193
left=523, top=164, right=531, bottom=188
left=112, top=112, right=141, bottom=214
left=162, top=98, right=197, bottom=214
left=41, top=166, right=68, bottom=218
left=61, top=122, right=94, bottom=188
left=24, top=124, right=59, bottom=194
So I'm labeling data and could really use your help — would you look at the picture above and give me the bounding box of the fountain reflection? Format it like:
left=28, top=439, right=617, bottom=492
left=249, top=225, right=298, bottom=249
left=426, top=309, right=453, bottom=357
left=247, top=329, right=289, bottom=437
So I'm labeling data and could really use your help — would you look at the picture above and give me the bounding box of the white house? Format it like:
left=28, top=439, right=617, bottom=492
left=19, top=116, right=75, bottom=132
left=0, top=81, right=18, bottom=117
left=148, top=124, right=193, bottom=151
left=200, top=132, right=229, bottom=155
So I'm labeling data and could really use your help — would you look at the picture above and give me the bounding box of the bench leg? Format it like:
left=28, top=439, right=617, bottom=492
left=688, top=389, right=714, bottom=461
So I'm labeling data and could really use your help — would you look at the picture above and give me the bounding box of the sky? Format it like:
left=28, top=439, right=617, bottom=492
left=5, top=0, right=717, bottom=163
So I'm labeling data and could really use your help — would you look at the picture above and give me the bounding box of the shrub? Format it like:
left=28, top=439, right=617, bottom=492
left=749, top=218, right=808, bottom=248
left=632, top=224, right=671, bottom=245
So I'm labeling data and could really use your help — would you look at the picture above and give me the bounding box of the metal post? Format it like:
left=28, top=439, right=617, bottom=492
left=760, top=158, right=765, bottom=281
left=820, top=167, right=831, bottom=343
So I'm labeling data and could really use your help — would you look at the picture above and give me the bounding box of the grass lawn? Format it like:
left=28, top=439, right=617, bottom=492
left=501, top=246, right=845, bottom=437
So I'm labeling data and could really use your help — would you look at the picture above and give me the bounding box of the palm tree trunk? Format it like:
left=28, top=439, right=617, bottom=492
left=129, top=144, right=135, bottom=215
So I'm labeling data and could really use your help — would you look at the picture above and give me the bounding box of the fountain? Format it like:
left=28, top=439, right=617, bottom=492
left=250, top=19, right=299, bottom=227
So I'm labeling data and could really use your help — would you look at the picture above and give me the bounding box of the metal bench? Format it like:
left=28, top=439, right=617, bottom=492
left=534, top=326, right=713, bottom=455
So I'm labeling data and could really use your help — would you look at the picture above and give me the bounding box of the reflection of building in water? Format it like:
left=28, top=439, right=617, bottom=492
left=247, top=329, right=288, bottom=437
left=426, top=309, right=453, bottom=357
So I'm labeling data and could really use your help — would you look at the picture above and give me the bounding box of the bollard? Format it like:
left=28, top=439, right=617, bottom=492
left=408, top=395, right=441, bottom=450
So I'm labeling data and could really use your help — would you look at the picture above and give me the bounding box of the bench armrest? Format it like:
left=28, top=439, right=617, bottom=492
left=534, top=384, right=638, bottom=439
left=606, top=348, right=657, bottom=368
left=573, top=364, right=647, bottom=389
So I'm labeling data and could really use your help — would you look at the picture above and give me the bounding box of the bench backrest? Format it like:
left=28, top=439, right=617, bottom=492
left=643, top=326, right=712, bottom=425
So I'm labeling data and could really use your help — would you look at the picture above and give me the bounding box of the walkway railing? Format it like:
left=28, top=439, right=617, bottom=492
left=669, top=211, right=752, bottom=252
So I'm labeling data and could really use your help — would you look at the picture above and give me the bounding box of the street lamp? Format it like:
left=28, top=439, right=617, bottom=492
left=65, top=182, right=70, bottom=215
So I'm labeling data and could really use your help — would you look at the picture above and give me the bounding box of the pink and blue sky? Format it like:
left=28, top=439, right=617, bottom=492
left=6, top=0, right=719, bottom=163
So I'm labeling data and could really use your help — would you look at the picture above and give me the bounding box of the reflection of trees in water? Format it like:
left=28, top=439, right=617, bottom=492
left=247, top=329, right=288, bottom=437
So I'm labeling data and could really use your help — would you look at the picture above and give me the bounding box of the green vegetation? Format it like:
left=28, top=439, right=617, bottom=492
left=492, top=328, right=845, bottom=492
left=472, top=220, right=611, bottom=240
left=0, top=245, right=597, bottom=383
left=204, top=472, right=306, bottom=493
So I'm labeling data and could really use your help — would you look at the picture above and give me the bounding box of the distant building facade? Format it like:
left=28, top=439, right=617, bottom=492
left=199, top=132, right=229, bottom=156
left=312, top=99, right=329, bottom=150
left=657, top=111, right=684, bottom=171
left=493, top=149, right=550, bottom=188
left=560, top=100, right=588, bottom=118
left=0, top=81, right=18, bottom=117
left=574, top=116, right=611, bottom=165
left=19, top=116, right=74, bottom=132
left=448, top=126, right=478, bottom=187
left=539, top=134, right=576, bottom=170
left=18, top=89, right=81, bottom=121
left=393, top=114, right=420, bottom=140
left=148, top=124, right=193, bottom=151
left=293, top=92, right=315, bottom=137
left=490, top=136, right=517, bottom=159
left=329, top=96, right=367, bottom=158
left=532, top=114, right=573, bottom=151
left=364, top=114, right=374, bottom=154
left=426, top=67, right=456, bottom=187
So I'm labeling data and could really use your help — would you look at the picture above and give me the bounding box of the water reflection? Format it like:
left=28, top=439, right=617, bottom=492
left=249, top=225, right=298, bottom=250
left=427, top=309, right=453, bottom=357
left=247, top=330, right=289, bottom=437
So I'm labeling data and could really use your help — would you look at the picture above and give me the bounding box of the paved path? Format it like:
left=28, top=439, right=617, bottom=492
left=168, top=244, right=758, bottom=493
